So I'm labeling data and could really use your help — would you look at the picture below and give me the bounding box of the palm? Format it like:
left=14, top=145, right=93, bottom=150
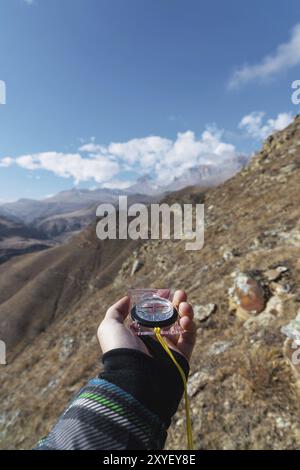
left=98, top=290, right=196, bottom=361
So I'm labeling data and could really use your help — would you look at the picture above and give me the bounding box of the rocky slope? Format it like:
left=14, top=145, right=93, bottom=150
left=0, top=116, right=300, bottom=449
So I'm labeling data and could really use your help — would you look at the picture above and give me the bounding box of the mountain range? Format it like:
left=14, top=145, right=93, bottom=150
left=0, top=158, right=247, bottom=261
left=0, top=156, right=248, bottom=225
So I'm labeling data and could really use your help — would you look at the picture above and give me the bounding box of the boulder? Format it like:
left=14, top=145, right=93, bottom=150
left=229, top=272, right=266, bottom=315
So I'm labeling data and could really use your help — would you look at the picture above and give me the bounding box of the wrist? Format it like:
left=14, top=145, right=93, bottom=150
left=99, top=345, right=189, bottom=427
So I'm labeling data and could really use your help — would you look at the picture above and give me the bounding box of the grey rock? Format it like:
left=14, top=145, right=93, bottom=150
left=131, top=259, right=144, bottom=276
left=208, top=340, right=233, bottom=356
left=194, top=303, right=217, bottom=324
left=265, top=266, right=288, bottom=282
left=187, top=370, right=211, bottom=397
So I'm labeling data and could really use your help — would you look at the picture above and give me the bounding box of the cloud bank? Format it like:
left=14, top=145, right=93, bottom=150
left=0, top=112, right=293, bottom=187
left=1, top=130, right=239, bottom=186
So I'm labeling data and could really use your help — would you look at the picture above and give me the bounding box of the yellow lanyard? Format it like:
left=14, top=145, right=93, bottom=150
left=153, top=327, right=194, bottom=450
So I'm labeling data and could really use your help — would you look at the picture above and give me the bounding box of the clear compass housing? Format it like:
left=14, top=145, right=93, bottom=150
left=128, top=288, right=182, bottom=336
left=136, top=296, right=174, bottom=323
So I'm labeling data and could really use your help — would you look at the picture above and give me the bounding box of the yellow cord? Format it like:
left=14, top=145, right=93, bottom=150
left=154, top=327, right=194, bottom=450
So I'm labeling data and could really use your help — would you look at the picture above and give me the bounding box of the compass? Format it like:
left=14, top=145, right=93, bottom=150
left=131, top=295, right=178, bottom=328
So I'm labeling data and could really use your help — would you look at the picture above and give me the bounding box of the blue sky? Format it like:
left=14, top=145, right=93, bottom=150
left=0, top=0, right=300, bottom=201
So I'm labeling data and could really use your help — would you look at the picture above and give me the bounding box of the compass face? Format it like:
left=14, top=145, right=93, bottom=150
left=131, top=295, right=178, bottom=327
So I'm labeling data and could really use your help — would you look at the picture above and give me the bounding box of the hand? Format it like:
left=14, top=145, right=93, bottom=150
left=97, top=290, right=196, bottom=361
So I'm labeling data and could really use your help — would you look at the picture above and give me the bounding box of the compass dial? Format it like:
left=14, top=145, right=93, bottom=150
left=131, top=295, right=178, bottom=328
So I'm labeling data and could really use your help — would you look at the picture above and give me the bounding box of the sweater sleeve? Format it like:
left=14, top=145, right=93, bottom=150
left=36, top=343, right=189, bottom=451
left=36, top=377, right=166, bottom=450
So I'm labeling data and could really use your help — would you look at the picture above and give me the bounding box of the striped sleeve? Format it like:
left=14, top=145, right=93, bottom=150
left=36, top=378, right=167, bottom=450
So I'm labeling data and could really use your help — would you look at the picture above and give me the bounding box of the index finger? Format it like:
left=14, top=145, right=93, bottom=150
left=172, top=289, right=187, bottom=309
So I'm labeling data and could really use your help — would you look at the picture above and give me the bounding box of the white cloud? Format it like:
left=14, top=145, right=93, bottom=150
left=23, top=0, right=35, bottom=5
left=0, top=157, right=14, bottom=167
left=229, top=23, right=300, bottom=88
left=239, top=111, right=293, bottom=139
left=15, top=152, right=119, bottom=184
left=78, top=142, right=107, bottom=154
left=107, top=136, right=173, bottom=166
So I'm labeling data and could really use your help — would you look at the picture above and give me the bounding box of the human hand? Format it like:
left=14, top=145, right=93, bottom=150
left=97, top=290, right=196, bottom=361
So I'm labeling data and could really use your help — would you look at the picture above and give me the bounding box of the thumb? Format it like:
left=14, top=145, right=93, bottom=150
left=104, top=296, right=130, bottom=323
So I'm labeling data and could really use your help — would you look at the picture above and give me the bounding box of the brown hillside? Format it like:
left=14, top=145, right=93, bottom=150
left=0, top=224, right=139, bottom=356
